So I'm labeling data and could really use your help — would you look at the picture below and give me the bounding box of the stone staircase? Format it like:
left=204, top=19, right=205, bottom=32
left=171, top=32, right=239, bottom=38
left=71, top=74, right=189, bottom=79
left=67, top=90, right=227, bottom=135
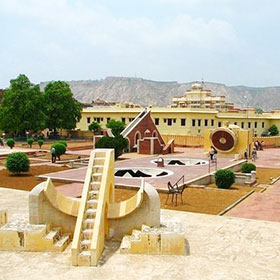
left=0, top=218, right=70, bottom=252
left=72, top=149, right=114, bottom=266
left=120, top=223, right=186, bottom=255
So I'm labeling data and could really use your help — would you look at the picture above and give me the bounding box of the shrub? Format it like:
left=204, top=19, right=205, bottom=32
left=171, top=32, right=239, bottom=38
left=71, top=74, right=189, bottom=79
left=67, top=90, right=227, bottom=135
left=27, top=138, right=34, bottom=148
left=37, top=139, right=44, bottom=148
left=215, top=169, right=235, bottom=189
left=268, top=124, right=279, bottom=136
left=6, top=138, right=15, bottom=149
left=95, top=136, right=128, bottom=159
left=6, top=152, right=30, bottom=175
left=58, top=141, right=67, bottom=148
left=51, top=142, right=66, bottom=158
left=88, top=121, right=101, bottom=133
left=241, top=163, right=256, bottom=173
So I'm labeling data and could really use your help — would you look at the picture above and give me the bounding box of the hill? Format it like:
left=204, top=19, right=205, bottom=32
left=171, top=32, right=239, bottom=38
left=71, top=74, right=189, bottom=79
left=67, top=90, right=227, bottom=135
left=41, top=77, right=280, bottom=111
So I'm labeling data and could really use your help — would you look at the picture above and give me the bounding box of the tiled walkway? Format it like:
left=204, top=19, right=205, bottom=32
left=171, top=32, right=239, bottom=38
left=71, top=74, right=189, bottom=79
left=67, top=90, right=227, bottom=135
left=226, top=180, right=280, bottom=222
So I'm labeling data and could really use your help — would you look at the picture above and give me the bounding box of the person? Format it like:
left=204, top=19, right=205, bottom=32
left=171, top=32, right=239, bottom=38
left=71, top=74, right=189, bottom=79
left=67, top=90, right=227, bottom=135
left=254, top=141, right=259, bottom=151
left=244, top=149, right=248, bottom=161
left=0, top=138, right=4, bottom=147
left=50, top=147, right=56, bottom=163
left=252, top=148, right=257, bottom=162
left=209, top=146, right=215, bottom=162
left=260, top=141, right=264, bottom=150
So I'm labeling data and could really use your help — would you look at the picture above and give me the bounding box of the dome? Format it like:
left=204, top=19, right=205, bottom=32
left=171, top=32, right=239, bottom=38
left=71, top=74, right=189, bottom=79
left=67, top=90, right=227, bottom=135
left=191, top=83, right=203, bottom=90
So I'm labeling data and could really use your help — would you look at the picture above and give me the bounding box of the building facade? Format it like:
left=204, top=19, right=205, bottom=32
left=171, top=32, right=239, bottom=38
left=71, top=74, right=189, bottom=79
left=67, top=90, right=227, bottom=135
left=171, top=83, right=234, bottom=111
left=77, top=106, right=280, bottom=138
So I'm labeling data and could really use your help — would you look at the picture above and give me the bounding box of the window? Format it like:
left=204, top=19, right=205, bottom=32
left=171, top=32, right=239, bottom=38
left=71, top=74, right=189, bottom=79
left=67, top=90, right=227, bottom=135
left=87, top=117, right=91, bottom=124
left=101, top=118, right=103, bottom=121
left=198, top=120, right=201, bottom=127
left=181, top=119, right=186, bottom=126
left=121, top=117, right=126, bottom=124
left=262, top=122, right=265, bottom=128
left=254, top=122, right=257, bottom=128
left=94, top=117, right=101, bottom=123
left=155, top=118, right=159, bottom=125
left=234, top=122, right=237, bottom=125
left=129, top=118, right=135, bottom=122
left=167, top=118, right=172, bottom=126
left=107, top=117, right=110, bottom=123
left=192, top=119, right=196, bottom=127
left=164, top=119, right=167, bottom=123
left=218, top=121, right=222, bottom=127
left=248, top=122, right=251, bottom=129
left=211, top=119, right=214, bottom=126
left=241, top=122, right=244, bottom=128
left=204, top=119, right=208, bottom=126
left=173, top=119, right=176, bottom=123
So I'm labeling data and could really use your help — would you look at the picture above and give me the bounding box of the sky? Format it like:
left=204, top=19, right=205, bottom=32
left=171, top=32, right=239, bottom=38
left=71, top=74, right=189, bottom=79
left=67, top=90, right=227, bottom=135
left=0, top=0, right=280, bottom=88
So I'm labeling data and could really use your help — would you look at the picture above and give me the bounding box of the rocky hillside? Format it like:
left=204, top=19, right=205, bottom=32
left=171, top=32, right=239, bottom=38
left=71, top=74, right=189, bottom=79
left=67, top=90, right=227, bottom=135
left=41, top=77, right=280, bottom=111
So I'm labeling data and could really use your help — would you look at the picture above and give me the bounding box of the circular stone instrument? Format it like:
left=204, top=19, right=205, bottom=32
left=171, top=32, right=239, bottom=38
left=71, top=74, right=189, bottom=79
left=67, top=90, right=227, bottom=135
left=211, top=128, right=237, bottom=152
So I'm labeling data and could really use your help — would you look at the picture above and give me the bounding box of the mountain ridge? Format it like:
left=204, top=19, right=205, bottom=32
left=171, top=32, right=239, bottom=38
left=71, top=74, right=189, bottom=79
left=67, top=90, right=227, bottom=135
left=40, top=76, right=280, bottom=111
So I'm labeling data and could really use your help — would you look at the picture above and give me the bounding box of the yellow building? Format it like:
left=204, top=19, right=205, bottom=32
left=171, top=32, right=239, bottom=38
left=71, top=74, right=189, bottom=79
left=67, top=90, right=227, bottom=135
left=171, top=83, right=234, bottom=111
left=76, top=106, right=280, bottom=138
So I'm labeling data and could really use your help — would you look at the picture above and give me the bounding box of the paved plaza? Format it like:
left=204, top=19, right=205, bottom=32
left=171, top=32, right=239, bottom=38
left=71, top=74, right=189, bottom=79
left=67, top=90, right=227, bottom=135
left=40, top=148, right=241, bottom=192
left=0, top=187, right=280, bottom=280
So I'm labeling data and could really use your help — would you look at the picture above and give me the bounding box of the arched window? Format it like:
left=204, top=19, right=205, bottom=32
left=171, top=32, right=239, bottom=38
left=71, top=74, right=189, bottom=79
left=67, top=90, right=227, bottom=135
left=152, top=130, right=158, bottom=138
left=134, top=131, right=141, bottom=146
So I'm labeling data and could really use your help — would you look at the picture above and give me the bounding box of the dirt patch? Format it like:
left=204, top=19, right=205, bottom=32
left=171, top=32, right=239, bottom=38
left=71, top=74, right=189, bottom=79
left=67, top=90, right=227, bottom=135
left=114, top=183, right=257, bottom=215
left=0, top=165, right=70, bottom=191
left=256, top=167, right=280, bottom=184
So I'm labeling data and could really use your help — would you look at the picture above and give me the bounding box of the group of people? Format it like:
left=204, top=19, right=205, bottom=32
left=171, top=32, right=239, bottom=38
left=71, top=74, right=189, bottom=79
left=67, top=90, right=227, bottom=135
left=244, top=140, right=265, bottom=162
left=254, top=140, right=264, bottom=151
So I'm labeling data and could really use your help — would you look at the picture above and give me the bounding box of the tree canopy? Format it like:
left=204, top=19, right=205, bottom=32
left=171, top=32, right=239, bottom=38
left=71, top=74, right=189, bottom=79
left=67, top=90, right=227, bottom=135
left=0, top=74, right=45, bottom=134
left=268, top=124, right=279, bottom=136
left=88, top=121, right=101, bottom=133
left=43, top=81, right=82, bottom=133
left=106, top=119, right=125, bottom=136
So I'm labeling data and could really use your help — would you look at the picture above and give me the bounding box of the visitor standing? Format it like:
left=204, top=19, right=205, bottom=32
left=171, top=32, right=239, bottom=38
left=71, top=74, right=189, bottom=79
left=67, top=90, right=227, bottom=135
left=50, top=147, right=56, bottom=163
left=209, top=146, right=215, bottom=162
left=244, top=149, right=248, bottom=161
left=252, top=148, right=257, bottom=162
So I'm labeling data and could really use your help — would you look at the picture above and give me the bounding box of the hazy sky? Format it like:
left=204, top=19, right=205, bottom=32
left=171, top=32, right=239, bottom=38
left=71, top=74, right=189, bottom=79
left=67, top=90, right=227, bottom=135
left=0, top=0, right=279, bottom=88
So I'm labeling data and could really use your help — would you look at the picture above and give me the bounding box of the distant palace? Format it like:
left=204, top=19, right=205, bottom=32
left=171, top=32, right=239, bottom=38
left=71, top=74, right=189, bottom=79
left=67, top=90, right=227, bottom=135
left=75, top=83, right=280, bottom=141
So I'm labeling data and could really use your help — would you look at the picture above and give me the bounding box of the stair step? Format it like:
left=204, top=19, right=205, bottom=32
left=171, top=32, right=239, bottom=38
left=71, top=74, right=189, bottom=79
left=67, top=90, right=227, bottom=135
left=83, top=218, right=95, bottom=229
left=120, top=236, right=131, bottom=251
left=87, top=199, right=98, bottom=207
left=82, top=229, right=93, bottom=239
left=131, top=230, right=141, bottom=241
left=93, top=165, right=103, bottom=168
left=78, top=251, right=91, bottom=266
left=92, top=172, right=102, bottom=177
left=54, top=234, right=70, bottom=251
left=89, top=190, right=99, bottom=198
left=45, top=228, right=60, bottom=242
left=81, top=239, right=91, bottom=250
left=91, top=182, right=100, bottom=190
left=85, top=208, right=97, bottom=218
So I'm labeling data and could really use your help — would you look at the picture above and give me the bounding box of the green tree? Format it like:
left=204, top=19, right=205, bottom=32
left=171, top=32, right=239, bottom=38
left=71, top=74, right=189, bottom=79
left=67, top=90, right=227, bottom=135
left=88, top=121, right=101, bottom=133
left=95, top=136, right=128, bottom=159
left=106, top=119, right=125, bottom=136
left=268, top=124, right=279, bottom=136
left=0, top=74, right=45, bottom=134
left=27, top=138, right=34, bottom=148
left=43, top=81, right=82, bottom=134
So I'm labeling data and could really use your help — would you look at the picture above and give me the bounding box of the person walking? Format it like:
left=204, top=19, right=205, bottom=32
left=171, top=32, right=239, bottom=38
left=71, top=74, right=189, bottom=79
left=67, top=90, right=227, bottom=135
left=252, top=148, right=257, bottom=162
left=50, top=147, right=56, bottom=163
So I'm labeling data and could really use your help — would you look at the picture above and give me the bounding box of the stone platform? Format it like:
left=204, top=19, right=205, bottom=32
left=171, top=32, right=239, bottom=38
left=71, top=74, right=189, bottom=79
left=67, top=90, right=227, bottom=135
left=0, top=187, right=280, bottom=279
